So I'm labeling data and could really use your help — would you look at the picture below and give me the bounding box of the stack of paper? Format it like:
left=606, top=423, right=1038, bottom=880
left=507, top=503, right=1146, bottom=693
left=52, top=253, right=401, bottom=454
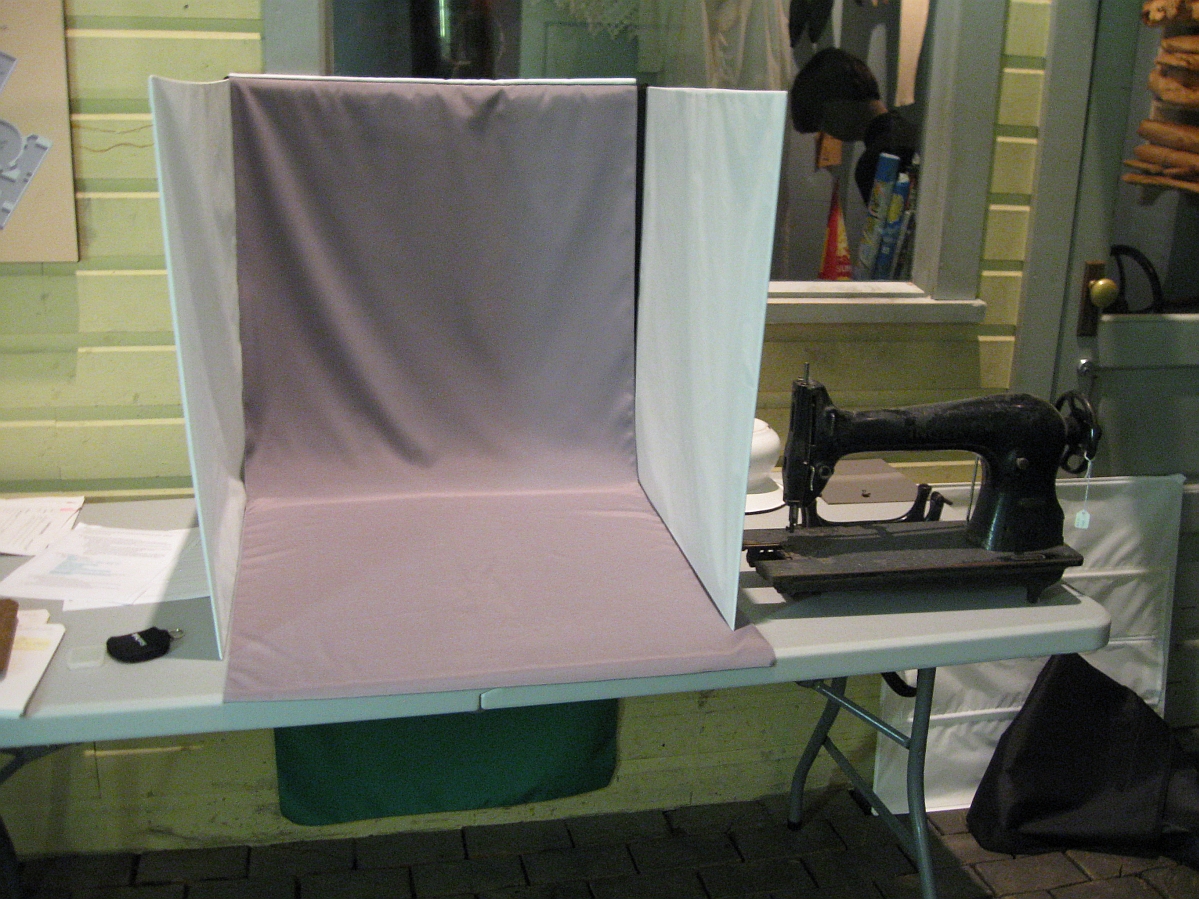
left=0, top=496, right=83, bottom=556
left=0, top=525, right=208, bottom=611
left=0, top=609, right=65, bottom=717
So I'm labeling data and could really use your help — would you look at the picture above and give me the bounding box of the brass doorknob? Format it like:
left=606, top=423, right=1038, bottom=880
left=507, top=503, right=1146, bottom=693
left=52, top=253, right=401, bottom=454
left=1089, top=277, right=1119, bottom=309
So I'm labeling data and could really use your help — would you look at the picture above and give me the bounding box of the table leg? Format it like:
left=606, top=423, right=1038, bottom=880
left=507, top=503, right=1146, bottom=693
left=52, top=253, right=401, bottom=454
left=788, top=676, right=846, bottom=829
left=790, top=669, right=940, bottom=899
left=0, top=746, right=64, bottom=899
left=907, top=667, right=937, bottom=899
left=0, top=813, right=19, bottom=899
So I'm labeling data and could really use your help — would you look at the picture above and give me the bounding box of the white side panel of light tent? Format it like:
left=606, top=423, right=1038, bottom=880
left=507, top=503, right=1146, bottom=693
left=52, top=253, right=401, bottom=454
left=637, top=86, right=787, bottom=627
left=150, top=77, right=245, bottom=658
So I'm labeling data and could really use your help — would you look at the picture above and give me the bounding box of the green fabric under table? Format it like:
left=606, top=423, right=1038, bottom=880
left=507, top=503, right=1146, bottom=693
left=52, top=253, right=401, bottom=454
left=274, top=700, right=619, bottom=825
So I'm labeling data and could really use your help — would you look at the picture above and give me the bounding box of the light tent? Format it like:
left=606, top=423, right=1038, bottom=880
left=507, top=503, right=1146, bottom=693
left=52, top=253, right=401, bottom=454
left=150, top=75, right=785, bottom=702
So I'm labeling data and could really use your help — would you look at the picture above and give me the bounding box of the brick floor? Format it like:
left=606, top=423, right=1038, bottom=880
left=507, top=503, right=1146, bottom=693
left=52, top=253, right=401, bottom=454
left=185, top=875, right=296, bottom=899
left=411, top=855, right=525, bottom=896
left=973, top=852, right=1089, bottom=895
left=464, top=821, right=572, bottom=859
left=1052, top=877, right=1168, bottom=899
left=698, top=856, right=816, bottom=896
left=877, top=865, right=992, bottom=899
left=29, top=853, right=136, bottom=893
left=135, top=847, right=248, bottom=884
left=17, top=788, right=1199, bottom=898
left=626, top=833, right=739, bottom=871
left=81, top=886, right=184, bottom=899
left=936, top=831, right=1013, bottom=868
left=590, top=869, right=707, bottom=899
left=523, top=844, right=636, bottom=884
left=1143, top=863, right=1199, bottom=898
left=300, top=867, right=414, bottom=899
left=248, top=839, right=354, bottom=879
left=930, top=808, right=972, bottom=836
left=564, top=811, right=671, bottom=848
left=477, top=882, right=591, bottom=899
left=804, top=845, right=899, bottom=895
left=665, top=800, right=777, bottom=835
left=356, top=830, right=466, bottom=868
left=978, top=853, right=1093, bottom=896
left=1065, top=850, right=1174, bottom=881
left=730, top=818, right=842, bottom=858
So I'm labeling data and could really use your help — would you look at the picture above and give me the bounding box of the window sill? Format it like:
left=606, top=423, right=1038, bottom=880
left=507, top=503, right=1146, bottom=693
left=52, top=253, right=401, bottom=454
left=767, top=281, right=987, bottom=325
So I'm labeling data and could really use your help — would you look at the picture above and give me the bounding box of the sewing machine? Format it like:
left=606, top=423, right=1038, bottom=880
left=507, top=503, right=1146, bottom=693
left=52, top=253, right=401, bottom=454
left=744, top=376, right=1101, bottom=601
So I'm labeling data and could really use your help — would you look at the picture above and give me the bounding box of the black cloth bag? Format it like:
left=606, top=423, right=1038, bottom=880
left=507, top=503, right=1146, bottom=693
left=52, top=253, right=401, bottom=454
left=968, top=653, right=1199, bottom=864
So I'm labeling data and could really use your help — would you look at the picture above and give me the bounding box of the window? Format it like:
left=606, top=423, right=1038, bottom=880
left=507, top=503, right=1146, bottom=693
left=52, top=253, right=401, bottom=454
left=263, top=0, right=999, bottom=323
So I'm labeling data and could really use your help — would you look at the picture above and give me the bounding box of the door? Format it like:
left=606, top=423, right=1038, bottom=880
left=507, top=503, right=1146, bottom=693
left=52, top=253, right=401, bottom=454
left=1035, top=1, right=1199, bottom=723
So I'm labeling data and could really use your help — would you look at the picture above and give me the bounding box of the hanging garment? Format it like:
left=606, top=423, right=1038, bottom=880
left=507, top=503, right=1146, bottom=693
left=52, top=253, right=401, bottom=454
left=641, top=0, right=793, bottom=90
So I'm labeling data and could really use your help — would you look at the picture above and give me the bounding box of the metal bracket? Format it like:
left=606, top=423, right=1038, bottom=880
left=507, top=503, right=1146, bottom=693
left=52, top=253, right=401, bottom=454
left=1076, top=260, right=1108, bottom=338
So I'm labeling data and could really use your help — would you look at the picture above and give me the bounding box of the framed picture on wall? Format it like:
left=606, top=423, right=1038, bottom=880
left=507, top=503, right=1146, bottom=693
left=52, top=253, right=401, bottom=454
left=0, top=1, right=78, bottom=262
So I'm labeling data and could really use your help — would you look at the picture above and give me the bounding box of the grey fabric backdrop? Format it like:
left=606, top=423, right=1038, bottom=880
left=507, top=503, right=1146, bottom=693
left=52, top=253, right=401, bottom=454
left=223, top=78, right=772, bottom=701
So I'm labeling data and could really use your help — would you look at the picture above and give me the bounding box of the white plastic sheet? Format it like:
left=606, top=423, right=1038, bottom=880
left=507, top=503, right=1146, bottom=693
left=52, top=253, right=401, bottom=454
left=874, top=475, right=1185, bottom=813
left=636, top=86, right=786, bottom=627
left=149, top=77, right=245, bottom=659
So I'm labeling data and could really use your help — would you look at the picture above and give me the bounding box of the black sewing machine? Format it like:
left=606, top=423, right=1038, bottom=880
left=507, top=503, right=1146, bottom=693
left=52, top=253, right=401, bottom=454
left=743, top=376, right=1101, bottom=601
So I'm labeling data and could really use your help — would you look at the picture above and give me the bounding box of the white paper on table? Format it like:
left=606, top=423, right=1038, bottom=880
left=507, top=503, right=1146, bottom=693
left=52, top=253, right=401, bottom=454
left=0, top=618, right=66, bottom=717
left=0, top=525, right=194, bottom=608
left=128, top=528, right=209, bottom=606
left=60, top=528, right=208, bottom=610
left=0, top=496, right=84, bottom=556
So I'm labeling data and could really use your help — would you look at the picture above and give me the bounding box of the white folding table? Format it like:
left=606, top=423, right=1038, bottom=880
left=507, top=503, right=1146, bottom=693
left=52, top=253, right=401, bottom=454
left=0, top=498, right=1111, bottom=899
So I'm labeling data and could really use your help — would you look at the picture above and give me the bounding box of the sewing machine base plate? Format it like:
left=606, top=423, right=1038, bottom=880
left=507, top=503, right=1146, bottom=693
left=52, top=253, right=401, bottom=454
left=744, top=520, right=1082, bottom=602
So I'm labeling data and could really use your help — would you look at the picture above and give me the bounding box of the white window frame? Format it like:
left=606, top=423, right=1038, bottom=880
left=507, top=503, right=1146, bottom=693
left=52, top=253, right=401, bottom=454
left=769, top=0, right=1002, bottom=325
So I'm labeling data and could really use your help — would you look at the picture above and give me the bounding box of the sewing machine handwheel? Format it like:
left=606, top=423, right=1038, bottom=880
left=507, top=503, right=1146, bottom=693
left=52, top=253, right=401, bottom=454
left=1055, top=390, right=1101, bottom=474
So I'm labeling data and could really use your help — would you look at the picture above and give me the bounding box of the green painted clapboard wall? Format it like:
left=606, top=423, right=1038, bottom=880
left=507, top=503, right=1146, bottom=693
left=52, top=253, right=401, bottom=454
left=0, top=1, right=260, bottom=497
left=0, top=0, right=1053, bottom=856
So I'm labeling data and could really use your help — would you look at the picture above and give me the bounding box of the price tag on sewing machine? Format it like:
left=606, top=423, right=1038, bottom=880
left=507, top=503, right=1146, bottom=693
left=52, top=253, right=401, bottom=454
left=1073, top=458, right=1094, bottom=530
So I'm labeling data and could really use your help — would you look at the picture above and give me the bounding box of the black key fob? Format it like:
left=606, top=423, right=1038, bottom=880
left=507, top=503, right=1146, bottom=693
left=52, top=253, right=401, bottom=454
left=106, top=627, right=179, bottom=663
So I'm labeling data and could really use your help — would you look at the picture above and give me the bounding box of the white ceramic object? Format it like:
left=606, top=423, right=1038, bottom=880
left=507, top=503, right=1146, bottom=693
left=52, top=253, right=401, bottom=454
left=746, top=419, right=784, bottom=514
